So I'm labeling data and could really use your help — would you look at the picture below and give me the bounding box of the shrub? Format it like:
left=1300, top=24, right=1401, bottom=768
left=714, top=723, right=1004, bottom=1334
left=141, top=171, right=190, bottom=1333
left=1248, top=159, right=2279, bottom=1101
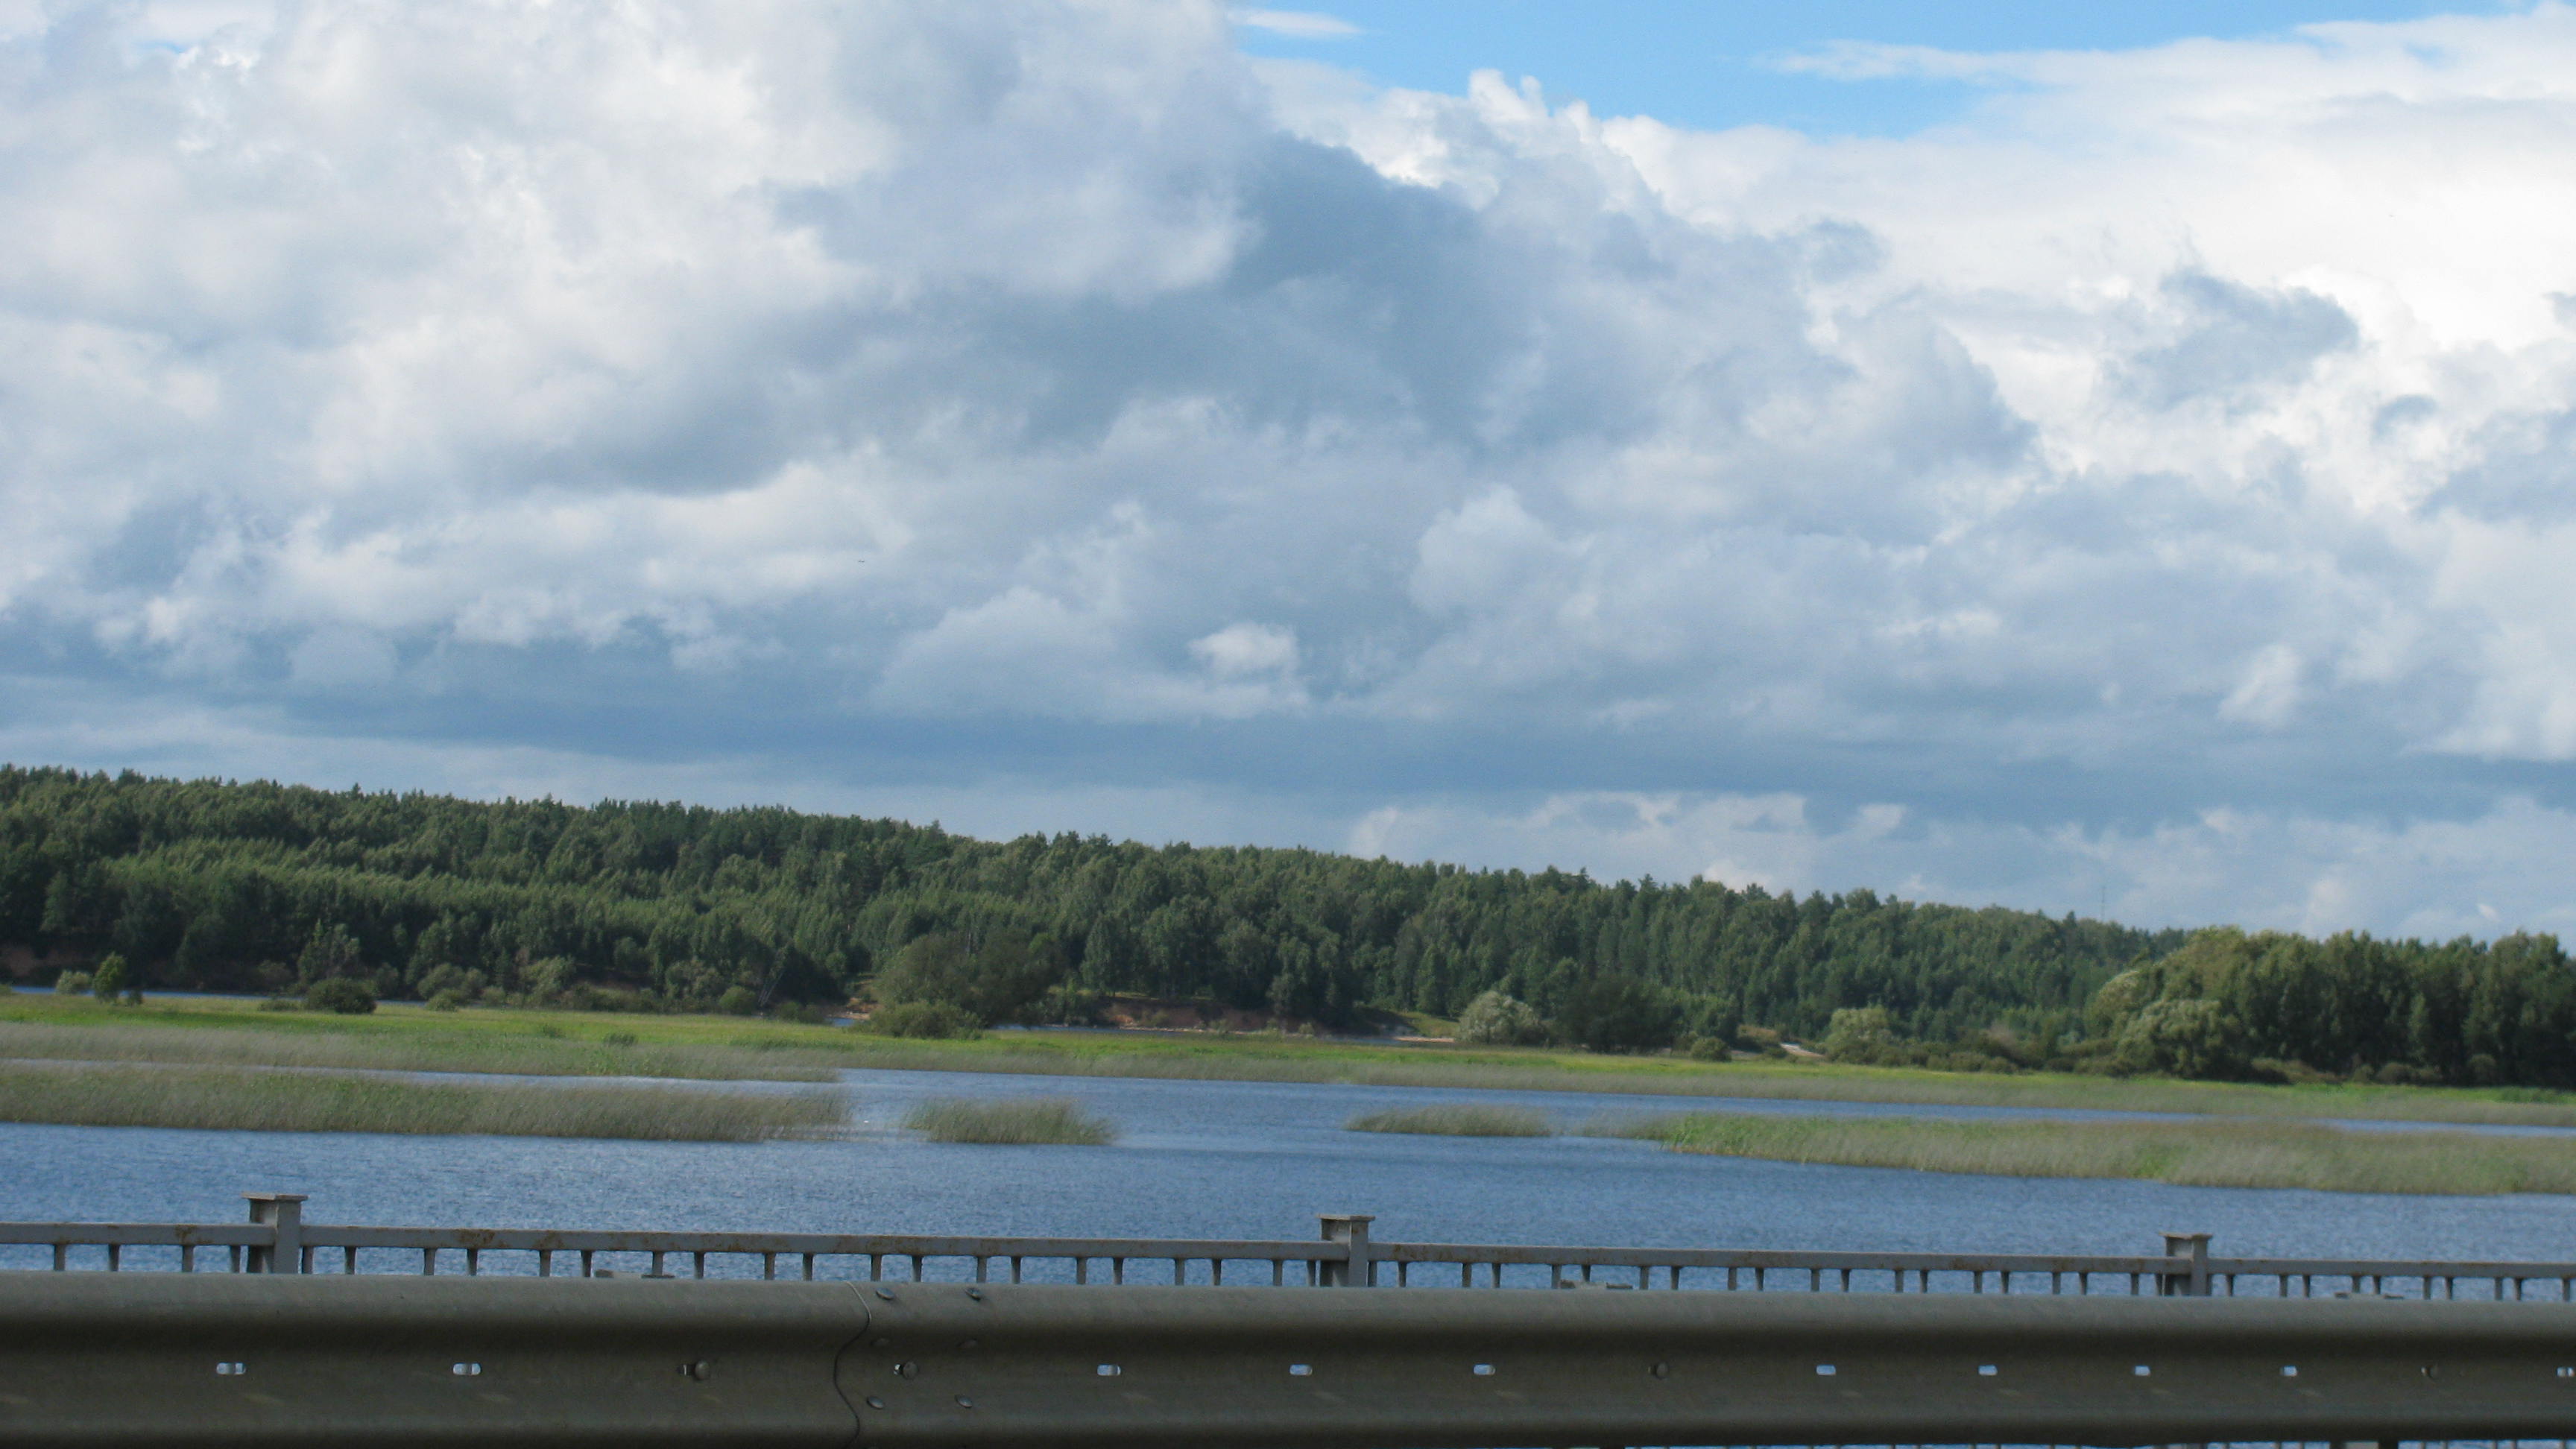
left=869, top=1001, right=982, bottom=1039
left=2112, top=997, right=2249, bottom=1079
left=1456, top=991, right=1548, bottom=1046
left=52, top=971, right=92, bottom=996
left=1550, top=975, right=1680, bottom=1054
left=874, top=932, right=1064, bottom=1026
left=426, top=991, right=464, bottom=1011
left=303, top=978, right=378, bottom=1014
left=1823, top=1006, right=1901, bottom=1063
left=716, top=985, right=760, bottom=1016
left=1032, top=984, right=1106, bottom=1026
left=91, top=955, right=134, bottom=1005
left=257, top=997, right=299, bottom=1012
left=1686, top=1035, right=1731, bottom=1062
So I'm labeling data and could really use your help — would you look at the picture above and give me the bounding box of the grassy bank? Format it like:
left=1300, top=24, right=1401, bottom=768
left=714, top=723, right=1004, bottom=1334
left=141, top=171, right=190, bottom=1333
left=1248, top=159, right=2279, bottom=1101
left=13, top=991, right=2576, bottom=1131
left=823, top=1034, right=2576, bottom=1128
left=1605, top=1111, right=2576, bottom=1196
left=0, top=1061, right=845, bottom=1140
left=1347, top=1103, right=1552, bottom=1136
left=0, top=994, right=846, bottom=1081
left=902, top=1097, right=1117, bottom=1145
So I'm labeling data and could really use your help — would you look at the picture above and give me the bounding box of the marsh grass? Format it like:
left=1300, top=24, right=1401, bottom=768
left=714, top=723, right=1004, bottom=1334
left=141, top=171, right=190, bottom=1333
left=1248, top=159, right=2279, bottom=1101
left=0, top=1061, right=845, bottom=1140
left=1345, top=1102, right=1553, bottom=1137
left=0, top=1019, right=841, bottom=1082
left=1604, top=1111, right=2576, bottom=1196
left=13, top=992, right=2576, bottom=1134
left=827, top=1038, right=2576, bottom=1128
left=902, top=1097, right=1117, bottom=1146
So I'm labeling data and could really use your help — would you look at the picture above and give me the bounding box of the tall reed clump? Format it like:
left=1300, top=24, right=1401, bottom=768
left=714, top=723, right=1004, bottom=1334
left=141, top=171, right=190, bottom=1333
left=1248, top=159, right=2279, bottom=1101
left=1605, top=1111, right=2576, bottom=1196
left=1345, top=1103, right=1553, bottom=1137
left=902, top=1097, right=1117, bottom=1146
left=0, top=1062, right=845, bottom=1141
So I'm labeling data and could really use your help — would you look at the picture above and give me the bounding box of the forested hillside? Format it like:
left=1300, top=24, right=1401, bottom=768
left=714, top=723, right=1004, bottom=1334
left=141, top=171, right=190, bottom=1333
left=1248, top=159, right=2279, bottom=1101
left=5, top=765, right=2573, bottom=1087
left=1, top=765, right=2159, bottom=1041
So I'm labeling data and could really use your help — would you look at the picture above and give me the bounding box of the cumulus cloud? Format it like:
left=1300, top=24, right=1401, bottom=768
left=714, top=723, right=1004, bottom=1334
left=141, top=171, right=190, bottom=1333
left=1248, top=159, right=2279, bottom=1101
left=7, top=1, right=2576, bottom=933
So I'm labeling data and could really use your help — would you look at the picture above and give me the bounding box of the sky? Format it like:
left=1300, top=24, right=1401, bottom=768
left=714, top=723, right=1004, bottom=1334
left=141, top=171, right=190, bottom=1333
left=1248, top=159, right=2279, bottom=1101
left=3, top=1, right=2575, bottom=940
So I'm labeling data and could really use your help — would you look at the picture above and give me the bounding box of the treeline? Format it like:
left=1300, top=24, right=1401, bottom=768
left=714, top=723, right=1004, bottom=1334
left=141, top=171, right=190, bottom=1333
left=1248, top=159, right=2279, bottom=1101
left=6, top=765, right=2573, bottom=1087
left=2080, top=926, right=2576, bottom=1087
left=2, top=765, right=2159, bottom=1039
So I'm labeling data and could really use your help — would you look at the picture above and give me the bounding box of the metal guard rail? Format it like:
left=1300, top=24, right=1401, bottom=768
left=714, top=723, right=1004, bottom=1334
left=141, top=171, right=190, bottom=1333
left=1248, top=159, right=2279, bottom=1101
left=8, top=1194, right=2576, bottom=1301
left=9, top=1272, right=2576, bottom=1447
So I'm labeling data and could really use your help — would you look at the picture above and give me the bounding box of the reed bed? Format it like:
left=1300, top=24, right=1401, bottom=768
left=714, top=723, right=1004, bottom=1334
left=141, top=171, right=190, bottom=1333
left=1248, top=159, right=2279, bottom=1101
left=1345, top=1102, right=1553, bottom=1137
left=0, top=1020, right=839, bottom=1082
left=902, top=1097, right=1117, bottom=1146
left=833, top=1038, right=2576, bottom=1128
left=1603, top=1111, right=2576, bottom=1196
left=0, top=1061, right=845, bottom=1141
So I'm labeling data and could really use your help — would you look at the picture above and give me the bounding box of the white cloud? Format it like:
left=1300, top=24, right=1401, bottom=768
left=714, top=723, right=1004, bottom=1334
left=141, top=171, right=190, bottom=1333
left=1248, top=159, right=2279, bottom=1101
left=1190, top=621, right=1300, bottom=678
left=1231, top=10, right=1359, bottom=40
left=7, top=1, right=2576, bottom=935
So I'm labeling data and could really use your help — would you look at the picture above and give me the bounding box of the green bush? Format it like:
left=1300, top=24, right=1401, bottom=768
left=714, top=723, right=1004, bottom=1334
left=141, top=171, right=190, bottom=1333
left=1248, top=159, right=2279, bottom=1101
left=1686, top=1035, right=1731, bottom=1061
left=303, top=978, right=377, bottom=1014
left=869, top=1001, right=982, bottom=1039
left=716, top=985, right=760, bottom=1016
left=1823, top=1006, right=1901, bottom=1063
left=1550, top=974, right=1681, bottom=1054
left=91, top=955, right=134, bottom=1005
left=257, top=997, right=298, bottom=1012
left=1456, top=990, right=1548, bottom=1046
left=874, top=932, right=1063, bottom=1026
left=52, top=970, right=92, bottom=996
left=426, top=990, right=464, bottom=1011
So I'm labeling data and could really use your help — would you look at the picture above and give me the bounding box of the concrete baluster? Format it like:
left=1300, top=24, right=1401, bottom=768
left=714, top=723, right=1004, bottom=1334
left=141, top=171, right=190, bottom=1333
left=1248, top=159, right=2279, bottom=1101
left=1319, top=1213, right=1375, bottom=1287
left=244, top=1193, right=307, bottom=1275
left=2160, top=1231, right=2211, bottom=1298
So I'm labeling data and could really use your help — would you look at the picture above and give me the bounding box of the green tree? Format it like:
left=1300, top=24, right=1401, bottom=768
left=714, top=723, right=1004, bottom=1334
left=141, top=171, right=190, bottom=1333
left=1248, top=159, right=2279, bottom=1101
left=90, top=953, right=137, bottom=1006
left=874, top=932, right=1064, bottom=1026
left=1551, top=974, right=1680, bottom=1054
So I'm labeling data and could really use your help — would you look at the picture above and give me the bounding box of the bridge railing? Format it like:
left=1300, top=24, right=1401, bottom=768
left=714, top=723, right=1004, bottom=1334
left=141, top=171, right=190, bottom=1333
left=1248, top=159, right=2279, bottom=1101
left=6, top=1193, right=2575, bottom=1303
left=13, top=1271, right=2576, bottom=1447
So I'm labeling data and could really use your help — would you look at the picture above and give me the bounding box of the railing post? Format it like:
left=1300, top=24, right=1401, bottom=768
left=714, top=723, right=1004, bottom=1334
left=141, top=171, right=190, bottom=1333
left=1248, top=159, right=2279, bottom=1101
left=245, top=1193, right=308, bottom=1275
left=1319, top=1214, right=1375, bottom=1287
left=2160, top=1232, right=2210, bottom=1297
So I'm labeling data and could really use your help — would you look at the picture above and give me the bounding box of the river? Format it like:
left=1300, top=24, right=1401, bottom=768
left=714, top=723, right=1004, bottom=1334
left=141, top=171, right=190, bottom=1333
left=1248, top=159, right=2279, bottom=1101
left=2, top=1067, right=2571, bottom=1278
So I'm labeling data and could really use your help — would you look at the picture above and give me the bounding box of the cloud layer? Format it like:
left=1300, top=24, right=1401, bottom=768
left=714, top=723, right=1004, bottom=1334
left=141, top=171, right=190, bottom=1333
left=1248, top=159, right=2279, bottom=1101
left=5, top=1, right=2576, bottom=935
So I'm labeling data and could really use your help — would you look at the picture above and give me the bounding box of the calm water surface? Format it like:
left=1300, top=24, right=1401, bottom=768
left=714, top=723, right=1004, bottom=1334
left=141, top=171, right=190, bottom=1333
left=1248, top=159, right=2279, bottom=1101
left=1, top=1068, right=2568, bottom=1270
